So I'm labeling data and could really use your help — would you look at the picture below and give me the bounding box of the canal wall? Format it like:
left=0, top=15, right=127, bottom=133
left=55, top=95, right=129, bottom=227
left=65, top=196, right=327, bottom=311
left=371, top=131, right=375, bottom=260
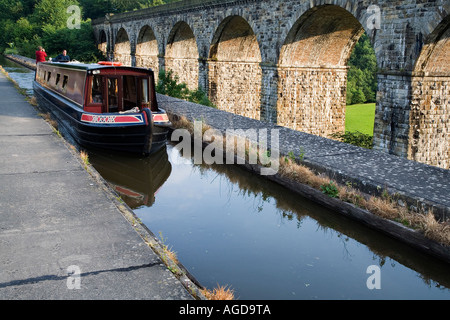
left=5, top=54, right=36, bottom=70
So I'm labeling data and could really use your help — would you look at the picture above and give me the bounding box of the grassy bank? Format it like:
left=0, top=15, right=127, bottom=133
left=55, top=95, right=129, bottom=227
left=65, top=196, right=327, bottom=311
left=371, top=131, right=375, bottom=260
left=345, top=103, right=376, bottom=135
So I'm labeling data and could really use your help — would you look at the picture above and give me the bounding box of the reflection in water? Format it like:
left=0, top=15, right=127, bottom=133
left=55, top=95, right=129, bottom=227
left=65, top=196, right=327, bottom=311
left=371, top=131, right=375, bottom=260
left=88, top=146, right=172, bottom=209
left=3, top=56, right=450, bottom=300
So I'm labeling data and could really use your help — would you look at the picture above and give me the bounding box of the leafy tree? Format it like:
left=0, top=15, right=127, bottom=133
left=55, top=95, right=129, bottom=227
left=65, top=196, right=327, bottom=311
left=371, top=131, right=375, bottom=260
left=347, top=33, right=378, bottom=105
left=78, top=0, right=177, bottom=20
left=42, top=20, right=104, bottom=62
left=32, top=0, right=80, bottom=31
left=78, top=0, right=115, bottom=20
left=157, top=70, right=216, bottom=108
left=0, top=0, right=25, bottom=21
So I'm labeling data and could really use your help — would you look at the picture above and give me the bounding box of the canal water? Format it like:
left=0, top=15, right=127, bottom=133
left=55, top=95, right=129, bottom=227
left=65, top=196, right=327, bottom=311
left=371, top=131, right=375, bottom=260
left=3, top=55, right=450, bottom=300
left=0, top=55, right=34, bottom=96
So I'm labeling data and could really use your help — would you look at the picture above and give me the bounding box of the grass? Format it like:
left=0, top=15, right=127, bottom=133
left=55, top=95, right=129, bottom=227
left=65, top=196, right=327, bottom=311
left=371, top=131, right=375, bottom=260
left=201, top=285, right=235, bottom=300
left=279, top=157, right=450, bottom=246
left=80, top=150, right=90, bottom=168
left=158, top=231, right=179, bottom=264
left=345, top=103, right=376, bottom=135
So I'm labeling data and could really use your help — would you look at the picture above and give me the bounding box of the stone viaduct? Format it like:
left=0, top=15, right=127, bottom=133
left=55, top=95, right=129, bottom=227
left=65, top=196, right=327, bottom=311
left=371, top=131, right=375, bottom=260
left=91, top=0, right=449, bottom=170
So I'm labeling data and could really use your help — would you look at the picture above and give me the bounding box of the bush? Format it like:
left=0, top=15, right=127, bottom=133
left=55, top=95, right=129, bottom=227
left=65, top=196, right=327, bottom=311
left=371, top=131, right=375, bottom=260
left=330, top=131, right=373, bottom=149
left=347, top=33, right=377, bottom=105
left=320, top=181, right=339, bottom=198
left=42, top=20, right=104, bottom=63
left=156, top=70, right=216, bottom=108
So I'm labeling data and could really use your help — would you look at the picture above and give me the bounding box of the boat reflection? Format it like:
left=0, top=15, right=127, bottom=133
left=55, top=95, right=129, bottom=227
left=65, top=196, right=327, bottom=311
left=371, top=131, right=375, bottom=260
left=88, top=145, right=172, bottom=209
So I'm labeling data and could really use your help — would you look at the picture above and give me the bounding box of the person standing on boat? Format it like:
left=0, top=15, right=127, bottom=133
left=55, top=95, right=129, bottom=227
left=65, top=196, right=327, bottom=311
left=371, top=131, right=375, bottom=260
left=35, top=46, right=47, bottom=64
left=52, top=50, right=70, bottom=62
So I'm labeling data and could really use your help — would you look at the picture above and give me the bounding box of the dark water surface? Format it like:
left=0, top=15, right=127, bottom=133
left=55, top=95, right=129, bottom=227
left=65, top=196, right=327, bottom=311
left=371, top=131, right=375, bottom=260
left=89, top=144, right=450, bottom=300
left=4, top=55, right=450, bottom=300
left=0, top=55, right=34, bottom=96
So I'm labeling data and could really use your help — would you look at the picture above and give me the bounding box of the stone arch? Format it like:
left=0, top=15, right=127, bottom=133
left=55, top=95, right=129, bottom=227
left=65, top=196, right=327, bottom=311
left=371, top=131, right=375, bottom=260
left=277, top=4, right=369, bottom=137
left=114, top=27, right=132, bottom=66
left=409, top=16, right=450, bottom=169
left=98, top=30, right=108, bottom=56
left=165, top=21, right=199, bottom=90
left=208, top=15, right=262, bottom=120
left=136, top=25, right=159, bottom=75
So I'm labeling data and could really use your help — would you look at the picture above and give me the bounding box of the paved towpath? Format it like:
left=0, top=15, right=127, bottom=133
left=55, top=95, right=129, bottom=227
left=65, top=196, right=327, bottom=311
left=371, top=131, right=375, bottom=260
left=0, top=72, right=195, bottom=300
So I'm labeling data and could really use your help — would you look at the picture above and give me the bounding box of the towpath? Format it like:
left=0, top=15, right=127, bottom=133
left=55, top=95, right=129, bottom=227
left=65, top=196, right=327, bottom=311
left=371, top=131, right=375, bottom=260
left=0, top=71, right=195, bottom=299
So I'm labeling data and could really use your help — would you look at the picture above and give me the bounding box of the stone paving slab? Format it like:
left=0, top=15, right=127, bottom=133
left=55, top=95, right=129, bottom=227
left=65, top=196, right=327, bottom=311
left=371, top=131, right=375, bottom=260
left=0, top=73, right=194, bottom=300
left=157, top=94, right=450, bottom=221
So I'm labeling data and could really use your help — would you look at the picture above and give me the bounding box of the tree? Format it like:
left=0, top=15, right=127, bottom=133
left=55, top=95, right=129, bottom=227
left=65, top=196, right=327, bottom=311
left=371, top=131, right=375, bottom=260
left=78, top=0, right=177, bottom=20
left=42, top=20, right=104, bottom=62
left=0, top=0, right=25, bottom=21
left=32, top=0, right=80, bottom=31
left=347, top=33, right=378, bottom=105
left=1, top=0, right=176, bottom=58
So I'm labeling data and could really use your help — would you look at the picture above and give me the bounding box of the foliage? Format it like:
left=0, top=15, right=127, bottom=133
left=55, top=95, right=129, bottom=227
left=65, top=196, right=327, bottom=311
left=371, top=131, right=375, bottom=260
left=320, top=181, right=339, bottom=198
left=42, top=20, right=104, bottom=62
left=347, top=33, right=378, bottom=105
left=31, top=0, right=80, bottom=30
left=0, top=0, right=177, bottom=58
left=156, top=70, right=216, bottom=108
left=329, top=131, right=373, bottom=149
left=77, top=0, right=178, bottom=19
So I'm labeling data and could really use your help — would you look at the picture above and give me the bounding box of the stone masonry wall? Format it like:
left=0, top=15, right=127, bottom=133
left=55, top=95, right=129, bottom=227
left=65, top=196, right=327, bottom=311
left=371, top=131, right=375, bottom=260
left=165, top=58, right=199, bottom=90
left=208, top=61, right=262, bottom=120
left=409, top=76, right=450, bottom=169
left=277, top=67, right=348, bottom=137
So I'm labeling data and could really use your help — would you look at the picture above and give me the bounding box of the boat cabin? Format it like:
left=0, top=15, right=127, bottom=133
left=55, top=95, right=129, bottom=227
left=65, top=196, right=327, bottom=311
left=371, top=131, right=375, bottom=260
left=35, top=62, right=159, bottom=114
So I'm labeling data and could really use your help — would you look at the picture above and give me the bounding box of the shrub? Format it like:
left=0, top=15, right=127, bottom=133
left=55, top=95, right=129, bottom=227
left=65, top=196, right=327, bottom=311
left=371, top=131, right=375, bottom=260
left=320, top=181, right=339, bottom=198
left=156, top=70, right=216, bottom=108
left=330, top=131, right=373, bottom=149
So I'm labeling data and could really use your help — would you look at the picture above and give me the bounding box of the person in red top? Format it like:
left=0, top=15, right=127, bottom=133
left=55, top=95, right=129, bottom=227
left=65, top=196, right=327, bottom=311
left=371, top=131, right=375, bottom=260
left=35, top=46, right=47, bottom=63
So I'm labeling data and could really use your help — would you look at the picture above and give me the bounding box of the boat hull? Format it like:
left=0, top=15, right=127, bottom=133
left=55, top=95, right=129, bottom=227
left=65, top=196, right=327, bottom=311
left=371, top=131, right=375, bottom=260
left=33, top=81, right=169, bottom=155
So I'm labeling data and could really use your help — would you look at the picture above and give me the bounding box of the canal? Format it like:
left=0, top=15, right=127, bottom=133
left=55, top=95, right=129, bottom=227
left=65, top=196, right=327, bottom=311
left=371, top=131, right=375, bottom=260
left=2, top=55, right=449, bottom=300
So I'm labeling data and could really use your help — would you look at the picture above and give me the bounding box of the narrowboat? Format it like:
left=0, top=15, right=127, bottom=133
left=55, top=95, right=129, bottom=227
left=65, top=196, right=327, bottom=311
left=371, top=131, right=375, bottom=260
left=33, top=61, right=172, bottom=155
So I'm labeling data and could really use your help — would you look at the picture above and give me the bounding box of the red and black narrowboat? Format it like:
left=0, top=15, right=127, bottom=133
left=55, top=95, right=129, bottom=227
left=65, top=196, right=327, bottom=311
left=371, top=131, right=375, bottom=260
left=33, top=61, right=171, bottom=155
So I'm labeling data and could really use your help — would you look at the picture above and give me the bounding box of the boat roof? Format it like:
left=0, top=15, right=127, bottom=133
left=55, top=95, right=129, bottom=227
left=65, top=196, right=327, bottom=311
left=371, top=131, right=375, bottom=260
left=38, top=61, right=154, bottom=73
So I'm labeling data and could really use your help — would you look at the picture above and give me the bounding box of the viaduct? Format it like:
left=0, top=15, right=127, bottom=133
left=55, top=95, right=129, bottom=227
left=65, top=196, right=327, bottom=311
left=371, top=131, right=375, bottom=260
left=91, top=0, right=449, bottom=170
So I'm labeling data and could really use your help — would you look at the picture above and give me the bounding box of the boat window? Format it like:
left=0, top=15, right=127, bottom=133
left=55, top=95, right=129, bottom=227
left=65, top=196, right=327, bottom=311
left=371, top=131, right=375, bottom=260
left=123, top=75, right=137, bottom=110
left=107, top=78, right=119, bottom=112
left=46, top=72, right=51, bottom=82
left=56, top=73, right=61, bottom=86
left=62, top=75, right=69, bottom=89
left=91, top=75, right=103, bottom=103
left=141, top=78, right=149, bottom=104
